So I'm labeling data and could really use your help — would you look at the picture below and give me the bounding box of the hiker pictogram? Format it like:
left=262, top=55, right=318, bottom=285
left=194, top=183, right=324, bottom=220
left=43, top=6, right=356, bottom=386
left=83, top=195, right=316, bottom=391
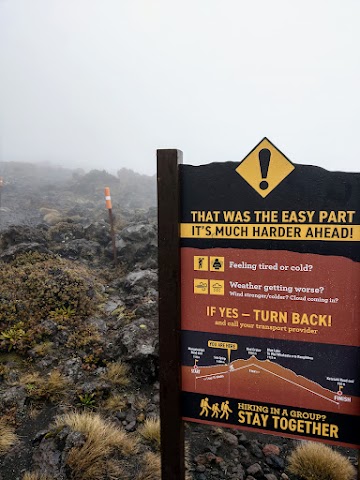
left=199, top=397, right=211, bottom=417
left=211, top=403, right=221, bottom=418
left=220, top=400, right=233, bottom=420
left=194, top=255, right=209, bottom=271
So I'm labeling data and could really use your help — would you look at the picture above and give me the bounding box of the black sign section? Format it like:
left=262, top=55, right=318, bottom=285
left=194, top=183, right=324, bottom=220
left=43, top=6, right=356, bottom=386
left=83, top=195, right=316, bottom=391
left=180, top=162, right=360, bottom=261
left=182, top=391, right=360, bottom=448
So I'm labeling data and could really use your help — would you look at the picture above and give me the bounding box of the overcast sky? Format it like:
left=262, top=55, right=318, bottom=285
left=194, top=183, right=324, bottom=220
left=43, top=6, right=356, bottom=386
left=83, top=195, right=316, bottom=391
left=0, top=0, right=359, bottom=175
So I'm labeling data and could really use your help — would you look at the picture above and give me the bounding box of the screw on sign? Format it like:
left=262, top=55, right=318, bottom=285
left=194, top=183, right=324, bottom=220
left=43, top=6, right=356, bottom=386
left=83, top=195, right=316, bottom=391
left=104, top=187, right=117, bottom=266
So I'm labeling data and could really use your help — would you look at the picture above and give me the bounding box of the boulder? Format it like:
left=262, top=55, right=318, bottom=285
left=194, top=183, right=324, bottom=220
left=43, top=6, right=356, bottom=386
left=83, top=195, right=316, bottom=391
left=47, top=222, right=85, bottom=243
left=0, top=242, right=50, bottom=262
left=0, top=386, right=27, bottom=411
left=246, top=463, right=264, bottom=478
left=32, top=437, right=63, bottom=479
left=117, top=317, right=158, bottom=382
left=52, top=239, right=102, bottom=262
left=0, top=225, right=47, bottom=250
left=113, top=223, right=157, bottom=269
left=84, top=221, right=111, bottom=245
left=119, top=269, right=158, bottom=309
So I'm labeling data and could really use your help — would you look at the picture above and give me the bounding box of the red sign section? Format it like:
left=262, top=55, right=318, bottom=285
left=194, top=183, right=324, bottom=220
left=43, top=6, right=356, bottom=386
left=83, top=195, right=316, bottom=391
left=181, top=247, right=359, bottom=347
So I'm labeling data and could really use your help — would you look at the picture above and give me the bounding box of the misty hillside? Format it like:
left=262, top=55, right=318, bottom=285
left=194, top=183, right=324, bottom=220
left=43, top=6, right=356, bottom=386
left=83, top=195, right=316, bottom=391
left=70, top=167, right=156, bottom=209
left=0, top=162, right=156, bottom=230
left=0, top=162, right=74, bottom=189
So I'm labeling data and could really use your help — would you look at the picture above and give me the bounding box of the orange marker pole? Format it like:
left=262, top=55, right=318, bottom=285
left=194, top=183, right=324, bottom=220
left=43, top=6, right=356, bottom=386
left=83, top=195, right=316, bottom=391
left=104, top=187, right=117, bottom=266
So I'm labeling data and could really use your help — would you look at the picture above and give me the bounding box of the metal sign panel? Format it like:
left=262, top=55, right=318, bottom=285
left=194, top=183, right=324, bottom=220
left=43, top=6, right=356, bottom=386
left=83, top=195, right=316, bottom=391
left=178, top=139, right=360, bottom=448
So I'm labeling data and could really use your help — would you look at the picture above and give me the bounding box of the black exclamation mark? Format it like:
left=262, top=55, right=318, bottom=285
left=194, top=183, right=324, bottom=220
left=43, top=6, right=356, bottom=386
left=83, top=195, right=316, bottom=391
left=259, top=148, right=271, bottom=190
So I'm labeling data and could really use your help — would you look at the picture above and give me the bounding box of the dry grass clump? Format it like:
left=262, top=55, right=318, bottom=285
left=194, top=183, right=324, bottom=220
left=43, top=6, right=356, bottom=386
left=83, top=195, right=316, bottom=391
left=102, top=393, right=127, bottom=412
left=104, top=459, right=126, bottom=479
left=43, top=370, right=69, bottom=394
left=135, top=451, right=191, bottom=480
left=20, top=369, right=70, bottom=401
left=287, top=441, right=356, bottom=480
left=23, top=473, right=54, bottom=480
left=31, top=341, right=54, bottom=357
left=66, top=325, right=102, bottom=349
left=40, top=208, right=63, bottom=225
left=136, top=452, right=161, bottom=480
left=0, top=419, right=18, bottom=454
left=138, top=417, right=161, bottom=450
left=0, top=363, right=9, bottom=378
left=102, top=362, right=130, bottom=387
left=54, top=411, right=138, bottom=479
left=134, top=395, right=150, bottom=411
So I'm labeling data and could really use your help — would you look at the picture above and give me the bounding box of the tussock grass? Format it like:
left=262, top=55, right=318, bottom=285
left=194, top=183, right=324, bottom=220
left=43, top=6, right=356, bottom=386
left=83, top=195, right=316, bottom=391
left=20, top=369, right=69, bottom=401
left=55, top=411, right=138, bottom=479
left=102, top=393, right=127, bottom=412
left=134, top=395, right=150, bottom=411
left=105, top=459, right=125, bottom=479
left=23, top=473, right=54, bottom=480
left=102, top=362, right=130, bottom=387
left=31, top=342, right=54, bottom=357
left=66, top=325, right=101, bottom=349
left=0, top=363, right=9, bottom=377
left=138, top=417, right=161, bottom=450
left=0, top=419, right=18, bottom=454
left=44, top=370, right=70, bottom=396
left=136, top=451, right=192, bottom=480
left=136, top=452, right=161, bottom=480
left=287, top=441, right=356, bottom=480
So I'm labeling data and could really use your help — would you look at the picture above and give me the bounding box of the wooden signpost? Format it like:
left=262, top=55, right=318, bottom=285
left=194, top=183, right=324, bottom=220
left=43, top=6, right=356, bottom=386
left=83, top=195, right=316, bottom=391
left=104, top=186, right=117, bottom=266
left=157, top=150, right=185, bottom=480
left=157, top=140, right=360, bottom=480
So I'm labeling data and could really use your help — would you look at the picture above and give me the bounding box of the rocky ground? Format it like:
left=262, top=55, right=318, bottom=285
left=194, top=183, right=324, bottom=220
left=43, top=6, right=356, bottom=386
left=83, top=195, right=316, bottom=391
left=0, top=162, right=358, bottom=480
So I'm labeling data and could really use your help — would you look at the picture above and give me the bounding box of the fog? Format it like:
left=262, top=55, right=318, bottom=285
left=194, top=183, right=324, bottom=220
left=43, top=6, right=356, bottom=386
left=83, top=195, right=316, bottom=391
left=0, top=0, right=359, bottom=175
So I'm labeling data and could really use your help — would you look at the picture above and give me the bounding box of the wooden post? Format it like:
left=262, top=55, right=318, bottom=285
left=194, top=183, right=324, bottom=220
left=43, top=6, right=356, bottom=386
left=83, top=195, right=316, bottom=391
left=108, top=208, right=117, bottom=266
left=157, top=149, right=185, bottom=480
left=104, top=187, right=117, bottom=266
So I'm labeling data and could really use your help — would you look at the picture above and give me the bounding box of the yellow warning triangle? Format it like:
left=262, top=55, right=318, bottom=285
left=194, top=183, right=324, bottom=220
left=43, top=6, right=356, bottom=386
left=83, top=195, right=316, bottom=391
left=236, top=138, right=295, bottom=198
